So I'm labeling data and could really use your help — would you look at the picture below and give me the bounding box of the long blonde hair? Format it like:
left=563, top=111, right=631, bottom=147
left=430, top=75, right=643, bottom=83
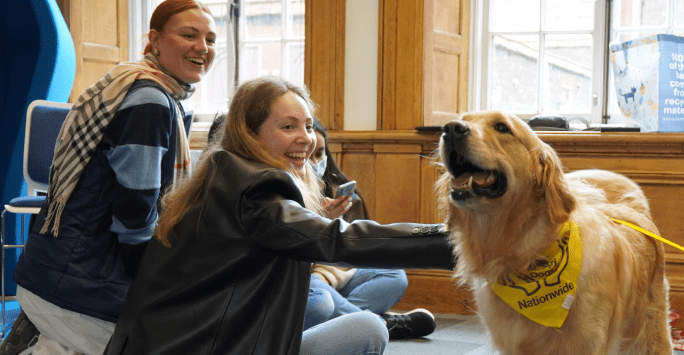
left=155, top=76, right=323, bottom=247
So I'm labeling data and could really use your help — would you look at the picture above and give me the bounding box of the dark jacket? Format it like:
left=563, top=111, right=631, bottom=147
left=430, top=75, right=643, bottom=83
left=14, top=80, right=190, bottom=323
left=106, top=150, right=455, bottom=355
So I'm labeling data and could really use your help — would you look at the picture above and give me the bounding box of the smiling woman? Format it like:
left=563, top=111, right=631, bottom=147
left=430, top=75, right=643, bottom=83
left=148, top=3, right=216, bottom=84
left=5, top=1, right=218, bottom=354
left=256, top=91, right=316, bottom=177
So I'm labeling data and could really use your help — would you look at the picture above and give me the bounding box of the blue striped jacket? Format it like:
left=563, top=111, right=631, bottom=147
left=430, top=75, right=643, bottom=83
left=15, top=80, right=191, bottom=322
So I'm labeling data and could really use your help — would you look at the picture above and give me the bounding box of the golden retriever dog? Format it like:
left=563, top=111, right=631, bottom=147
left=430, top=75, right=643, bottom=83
left=436, top=110, right=673, bottom=354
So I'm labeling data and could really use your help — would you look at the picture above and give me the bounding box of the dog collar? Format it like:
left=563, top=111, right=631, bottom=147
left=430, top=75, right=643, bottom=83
left=491, top=220, right=582, bottom=329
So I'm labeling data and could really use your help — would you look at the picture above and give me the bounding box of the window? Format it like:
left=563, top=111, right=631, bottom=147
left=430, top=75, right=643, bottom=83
left=238, top=0, right=305, bottom=88
left=472, top=0, right=684, bottom=125
left=130, top=0, right=304, bottom=122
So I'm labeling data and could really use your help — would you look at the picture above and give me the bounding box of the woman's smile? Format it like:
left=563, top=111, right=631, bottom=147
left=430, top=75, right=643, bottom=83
left=257, top=92, right=316, bottom=177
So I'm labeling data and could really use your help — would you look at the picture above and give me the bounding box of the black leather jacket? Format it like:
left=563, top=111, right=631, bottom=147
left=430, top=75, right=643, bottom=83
left=106, top=150, right=455, bottom=355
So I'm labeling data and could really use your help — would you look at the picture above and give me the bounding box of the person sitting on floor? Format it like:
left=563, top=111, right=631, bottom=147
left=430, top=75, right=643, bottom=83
left=305, top=117, right=437, bottom=340
left=104, top=76, right=456, bottom=354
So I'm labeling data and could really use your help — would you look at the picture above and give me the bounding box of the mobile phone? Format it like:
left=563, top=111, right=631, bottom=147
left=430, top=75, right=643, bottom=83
left=335, top=180, right=356, bottom=200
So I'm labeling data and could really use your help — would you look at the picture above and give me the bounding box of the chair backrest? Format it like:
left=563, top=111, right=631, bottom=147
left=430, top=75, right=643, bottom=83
left=24, top=100, right=72, bottom=195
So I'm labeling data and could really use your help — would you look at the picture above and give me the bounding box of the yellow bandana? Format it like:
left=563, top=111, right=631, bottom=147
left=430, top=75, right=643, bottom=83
left=491, top=220, right=582, bottom=329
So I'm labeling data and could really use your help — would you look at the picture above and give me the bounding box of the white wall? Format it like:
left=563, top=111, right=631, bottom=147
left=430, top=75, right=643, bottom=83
left=344, top=0, right=378, bottom=130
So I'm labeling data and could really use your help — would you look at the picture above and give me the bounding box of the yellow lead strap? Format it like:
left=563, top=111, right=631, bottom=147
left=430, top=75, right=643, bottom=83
left=610, top=218, right=684, bottom=252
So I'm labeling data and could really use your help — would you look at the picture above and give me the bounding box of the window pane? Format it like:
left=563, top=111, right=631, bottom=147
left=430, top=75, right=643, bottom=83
left=490, top=0, right=540, bottom=32
left=613, top=0, right=635, bottom=28
left=238, top=0, right=305, bottom=88
left=207, top=2, right=230, bottom=37
left=244, top=0, right=282, bottom=39
left=200, top=51, right=232, bottom=114
left=240, top=42, right=282, bottom=83
left=614, top=0, right=668, bottom=28
left=491, top=35, right=539, bottom=112
left=288, top=0, right=305, bottom=37
left=544, top=0, right=594, bottom=31
left=641, top=0, right=668, bottom=26
left=261, top=42, right=283, bottom=76
left=286, top=42, right=305, bottom=88
left=239, top=44, right=261, bottom=83
left=676, top=0, right=684, bottom=26
left=544, top=34, right=592, bottom=112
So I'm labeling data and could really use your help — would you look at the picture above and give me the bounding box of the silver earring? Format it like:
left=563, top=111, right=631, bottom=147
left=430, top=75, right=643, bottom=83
left=153, top=48, right=160, bottom=56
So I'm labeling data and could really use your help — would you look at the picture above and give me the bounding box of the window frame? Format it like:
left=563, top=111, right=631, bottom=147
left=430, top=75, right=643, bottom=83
left=470, top=0, right=609, bottom=124
left=236, top=0, right=305, bottom=87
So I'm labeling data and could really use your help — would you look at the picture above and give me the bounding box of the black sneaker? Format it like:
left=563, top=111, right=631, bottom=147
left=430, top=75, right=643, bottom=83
left=381, top=308, right=436, bottom=340
left=0, top=311, right=40, bottom=355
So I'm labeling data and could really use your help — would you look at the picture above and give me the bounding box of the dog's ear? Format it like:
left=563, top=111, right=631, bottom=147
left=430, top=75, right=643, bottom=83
left=534, top=143, right=576, bottom=225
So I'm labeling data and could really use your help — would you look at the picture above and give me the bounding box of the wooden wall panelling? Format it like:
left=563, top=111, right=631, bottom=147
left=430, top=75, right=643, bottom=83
left=333, top=142, right=377, bottom=219
left=377, top=0, right=424, bottom=130
left=328, top=131, right=441, bottom=223
left=392, top=269, right=476, bottom=315
left=373, top=143, right=423, bottom=223
left=67, top=0, right=128, bottom=102
left=304, top=0, right=345, bottom=130
left=423, top=0, right=469, bottom=127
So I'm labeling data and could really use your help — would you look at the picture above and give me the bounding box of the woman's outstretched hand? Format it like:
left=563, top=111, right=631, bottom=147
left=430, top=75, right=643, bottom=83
left=321, top=195, right=352, bottom=219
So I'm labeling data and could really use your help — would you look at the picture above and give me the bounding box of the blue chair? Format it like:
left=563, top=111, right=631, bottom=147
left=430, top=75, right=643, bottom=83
left=1, top=0, right=75, bottom=316
left=0, top=100, right=71, bottom=338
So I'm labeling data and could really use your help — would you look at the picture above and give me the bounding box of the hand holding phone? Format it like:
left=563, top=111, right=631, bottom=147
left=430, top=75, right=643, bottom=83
left=335, top=180, right=356, bottom=201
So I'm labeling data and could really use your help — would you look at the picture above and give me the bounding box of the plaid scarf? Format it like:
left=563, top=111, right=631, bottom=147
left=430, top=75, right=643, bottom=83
left=40, top=54, right=193, bottom=236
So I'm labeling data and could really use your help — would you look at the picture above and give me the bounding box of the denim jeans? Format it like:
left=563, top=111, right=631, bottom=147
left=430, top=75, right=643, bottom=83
left=301, top=269, right=407, bottom=354
left=307, top=269, right=408, bottom=323
left=300, top=311, right=388, bottom=355
left=304, top=287, right=335, bottom=330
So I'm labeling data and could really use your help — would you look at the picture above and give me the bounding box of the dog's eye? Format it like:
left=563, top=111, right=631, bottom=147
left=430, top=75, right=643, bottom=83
left=494, top=123, right=511, bottom=134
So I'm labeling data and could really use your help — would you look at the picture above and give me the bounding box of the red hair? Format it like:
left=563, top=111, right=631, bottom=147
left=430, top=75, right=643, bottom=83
left=144, top=0, right=213, bottom=54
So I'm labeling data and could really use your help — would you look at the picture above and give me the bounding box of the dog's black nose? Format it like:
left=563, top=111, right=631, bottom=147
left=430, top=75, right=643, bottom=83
left=443, top=120, right=469, bottom=137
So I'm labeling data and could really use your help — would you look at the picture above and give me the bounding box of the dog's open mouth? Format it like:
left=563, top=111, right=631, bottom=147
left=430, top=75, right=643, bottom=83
left=446, top=152, right=507, bottom=201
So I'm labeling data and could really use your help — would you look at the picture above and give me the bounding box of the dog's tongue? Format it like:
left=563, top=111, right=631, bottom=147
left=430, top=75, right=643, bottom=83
left=453, top=172, right=495, bottom=188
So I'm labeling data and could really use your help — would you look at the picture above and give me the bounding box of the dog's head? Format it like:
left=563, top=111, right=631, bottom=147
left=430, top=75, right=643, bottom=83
left=438, top=110, right=575, bottom=226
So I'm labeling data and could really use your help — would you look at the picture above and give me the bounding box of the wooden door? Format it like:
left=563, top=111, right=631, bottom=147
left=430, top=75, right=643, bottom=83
left=57, top=0, right=128, bottom=102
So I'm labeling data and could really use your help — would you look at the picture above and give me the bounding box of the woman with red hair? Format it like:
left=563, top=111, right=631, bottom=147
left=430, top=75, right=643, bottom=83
left=2, top=1, right=216, bottom=354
